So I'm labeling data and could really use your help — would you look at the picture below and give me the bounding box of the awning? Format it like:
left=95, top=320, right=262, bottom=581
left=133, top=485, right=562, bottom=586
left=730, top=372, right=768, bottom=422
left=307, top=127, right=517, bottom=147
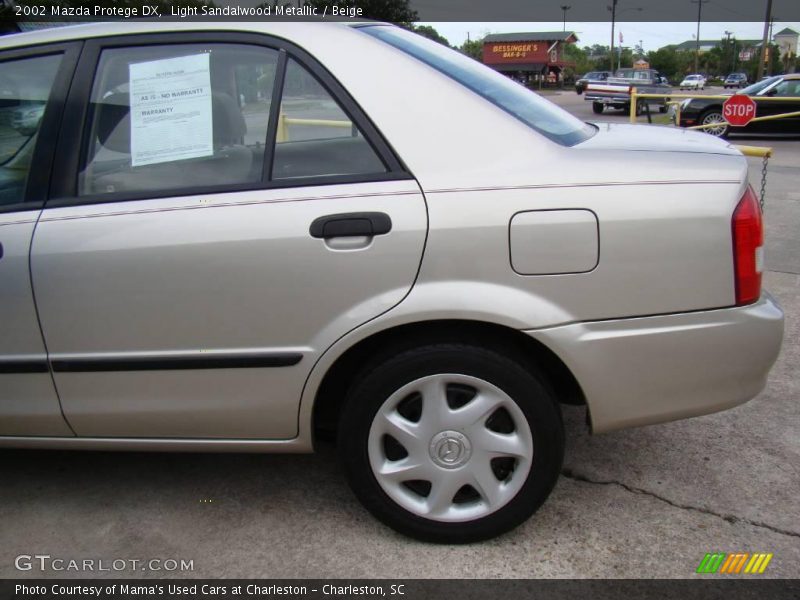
left=488, top=63, right=547, bottom=73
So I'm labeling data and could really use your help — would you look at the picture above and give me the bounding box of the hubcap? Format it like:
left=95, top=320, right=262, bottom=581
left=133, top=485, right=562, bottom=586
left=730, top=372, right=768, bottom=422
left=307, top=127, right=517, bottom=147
left=702, top=113, right=728, bottom=137
left=367, top=374, right=534, bottom=523
left=429, top=430, right=472, bottom=469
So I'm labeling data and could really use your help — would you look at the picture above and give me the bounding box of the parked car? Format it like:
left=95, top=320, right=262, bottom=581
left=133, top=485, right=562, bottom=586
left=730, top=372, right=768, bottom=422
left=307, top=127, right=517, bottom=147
left=724, top=72, right=749, bottom=89
left=680, top=74, right=706, bottom=90
left=0, top=22, right=784, bottom=544
left=678, top=73, right=800, bottom=137
left=585, top=68, right=672, bottom=114
left=575, top=71, right=612, bottom=94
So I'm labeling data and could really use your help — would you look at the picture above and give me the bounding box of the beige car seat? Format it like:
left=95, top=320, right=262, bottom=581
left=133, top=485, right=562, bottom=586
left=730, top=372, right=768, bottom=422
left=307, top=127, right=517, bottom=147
left=86, top=91, right=254, bottom=195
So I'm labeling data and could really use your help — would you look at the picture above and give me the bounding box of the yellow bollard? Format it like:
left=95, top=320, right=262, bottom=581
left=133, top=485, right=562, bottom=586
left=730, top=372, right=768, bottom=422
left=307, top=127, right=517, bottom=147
left=733, top=145, right=773, bottom=158
left=276, top=112, right=288, bottom=143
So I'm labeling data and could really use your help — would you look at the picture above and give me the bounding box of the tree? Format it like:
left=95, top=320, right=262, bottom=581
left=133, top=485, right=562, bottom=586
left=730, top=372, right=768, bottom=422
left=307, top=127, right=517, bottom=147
left=584, top=45, right=613, bottom=71
left=562, top=44, right=593, bottom=78
left=459, top=38, right=483, bottom=62
left=715, top=35, right=739, bottom=76
left=409, top=25, right=449, bottom=47
left=0, top=1, right=16, bottom=26
left=766, top=43, right=785, bottom=77
left=646, top=46, right=693, bottom=82
left=784, top=51, right=797, bottom=75
left=733, top=44, right=784, bottom=82
left=700, top=44, right=723, bottom=77
left=615, top=47, right=634, bottom=70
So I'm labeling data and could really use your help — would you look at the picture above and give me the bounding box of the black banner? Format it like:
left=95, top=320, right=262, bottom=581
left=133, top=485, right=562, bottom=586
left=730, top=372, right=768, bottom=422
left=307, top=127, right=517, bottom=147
left=3, top=0, right=800, bottom=23
left=2, top=580, right=800, bottom=600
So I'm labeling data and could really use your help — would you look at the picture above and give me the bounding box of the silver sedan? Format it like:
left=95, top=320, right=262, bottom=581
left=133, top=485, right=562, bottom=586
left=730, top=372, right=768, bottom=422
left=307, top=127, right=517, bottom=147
left=0, top=22, right=784, bottom=542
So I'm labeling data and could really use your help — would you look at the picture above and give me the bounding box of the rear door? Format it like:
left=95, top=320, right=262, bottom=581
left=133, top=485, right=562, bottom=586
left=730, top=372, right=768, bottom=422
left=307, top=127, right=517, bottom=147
left=31, top=33, right=426, bottom=439
left=0, top=43, right=79, bottom=436
left=754, top=79, right=800, bottom=134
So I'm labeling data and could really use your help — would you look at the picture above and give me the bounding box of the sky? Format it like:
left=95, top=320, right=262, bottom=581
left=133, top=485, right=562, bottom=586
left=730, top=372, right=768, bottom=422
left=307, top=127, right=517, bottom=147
left=421, top=21, right=800, bottom=51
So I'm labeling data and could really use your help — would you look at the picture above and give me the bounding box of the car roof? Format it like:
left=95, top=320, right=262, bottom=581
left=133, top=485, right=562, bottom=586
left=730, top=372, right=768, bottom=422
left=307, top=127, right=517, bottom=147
left=0, top=20, right=365, bottom=50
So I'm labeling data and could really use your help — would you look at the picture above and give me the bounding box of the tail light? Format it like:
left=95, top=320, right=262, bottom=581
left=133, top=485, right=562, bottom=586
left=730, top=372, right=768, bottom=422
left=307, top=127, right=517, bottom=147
left=732, top=185, right=763, bottom=306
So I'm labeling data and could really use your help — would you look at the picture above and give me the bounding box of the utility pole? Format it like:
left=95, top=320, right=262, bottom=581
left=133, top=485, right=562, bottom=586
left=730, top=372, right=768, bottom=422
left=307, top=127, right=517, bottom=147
left=724, top=30, right=733, bottom=73
left=560, top=5, right=571, bottom=32
left=767, top=17, right=777, bottom=75
left=756, top=0, right=772, bottom=81
left=690, top=0, right=709, bottom=75
left=609, top=0, right=618, bottom=73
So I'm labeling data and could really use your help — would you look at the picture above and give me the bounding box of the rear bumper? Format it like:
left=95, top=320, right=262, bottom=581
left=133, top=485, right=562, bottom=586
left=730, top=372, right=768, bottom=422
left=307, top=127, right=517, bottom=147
left=585, top=94, right=629, bottom=105
left=528, top=294, right=784, bottom=433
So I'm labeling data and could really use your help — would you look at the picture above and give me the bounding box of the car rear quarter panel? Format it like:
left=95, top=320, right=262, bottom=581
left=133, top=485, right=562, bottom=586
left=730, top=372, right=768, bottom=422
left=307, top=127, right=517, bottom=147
left=295, top=27, right=748, bottom=322
left=282, top=25, right=760, bottom=438
left=1, top=23, right=767, bottom=446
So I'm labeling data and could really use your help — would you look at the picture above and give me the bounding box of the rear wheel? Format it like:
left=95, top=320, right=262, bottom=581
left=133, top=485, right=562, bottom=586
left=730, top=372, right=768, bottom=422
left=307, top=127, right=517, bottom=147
left=699, top=109, right=730, bottom=137
left=338, top=344, right=564, bottom=543
left=592, top=102, right=604, bottom=114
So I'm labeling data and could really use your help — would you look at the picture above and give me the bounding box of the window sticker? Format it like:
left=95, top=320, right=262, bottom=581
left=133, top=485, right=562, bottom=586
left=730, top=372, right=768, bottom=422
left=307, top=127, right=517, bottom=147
left=129, top=53, right=213, bottom=167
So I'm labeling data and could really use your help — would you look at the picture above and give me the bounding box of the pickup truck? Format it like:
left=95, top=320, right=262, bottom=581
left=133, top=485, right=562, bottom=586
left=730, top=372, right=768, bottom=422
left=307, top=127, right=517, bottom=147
left=585, top=68, right=672, bottom=115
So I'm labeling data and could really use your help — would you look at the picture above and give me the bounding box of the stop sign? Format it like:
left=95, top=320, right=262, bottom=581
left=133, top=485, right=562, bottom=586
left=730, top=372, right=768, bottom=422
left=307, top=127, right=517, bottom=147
left=723, top=95, right=757, bottom=127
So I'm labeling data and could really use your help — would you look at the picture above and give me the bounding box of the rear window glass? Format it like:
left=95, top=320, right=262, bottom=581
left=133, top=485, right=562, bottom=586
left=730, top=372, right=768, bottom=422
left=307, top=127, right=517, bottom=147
left=79, top=43, right=280, bottom=197
left=740, top=76, right=781, bottom=96
left=0, top=53, right=62, bottom=206
left=360, top=25, right=595, bottom=147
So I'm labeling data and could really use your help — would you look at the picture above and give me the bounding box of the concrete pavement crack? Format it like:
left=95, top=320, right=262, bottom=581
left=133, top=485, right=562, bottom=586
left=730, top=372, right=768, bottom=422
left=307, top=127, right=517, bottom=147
left=766, top=269, right=800, bottom=275
left=560, top=467, right=800, bottom=539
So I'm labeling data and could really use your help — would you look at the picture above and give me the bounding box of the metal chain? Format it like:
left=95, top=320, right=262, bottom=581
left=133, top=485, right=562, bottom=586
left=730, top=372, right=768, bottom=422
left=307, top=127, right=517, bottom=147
left=760, top=155, right=769, bottom=212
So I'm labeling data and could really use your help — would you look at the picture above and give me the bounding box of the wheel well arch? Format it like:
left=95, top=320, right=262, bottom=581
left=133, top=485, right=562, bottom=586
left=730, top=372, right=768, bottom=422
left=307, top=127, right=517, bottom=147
left=698, top=104, right=724, bottom=118
left=696, top=105, right=728, bottom=135
left=312, top=319, right=586, bottom=441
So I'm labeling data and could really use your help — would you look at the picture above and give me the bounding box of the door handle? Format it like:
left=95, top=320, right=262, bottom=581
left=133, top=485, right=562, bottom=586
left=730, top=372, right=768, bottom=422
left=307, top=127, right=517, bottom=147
left=309, top=212, right=392, bottom=239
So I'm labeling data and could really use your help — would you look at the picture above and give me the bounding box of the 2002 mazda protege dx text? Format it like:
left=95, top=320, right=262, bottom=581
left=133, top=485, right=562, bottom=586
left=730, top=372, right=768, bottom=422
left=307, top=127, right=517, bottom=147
left=0, top=22, right=784, bottom=543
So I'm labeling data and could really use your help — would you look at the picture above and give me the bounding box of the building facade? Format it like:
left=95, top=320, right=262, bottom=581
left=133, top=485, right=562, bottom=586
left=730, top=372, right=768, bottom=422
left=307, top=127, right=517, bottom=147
left=774, top=28, right=798, bottom=63
left=482, top=31, right=578, bottom=85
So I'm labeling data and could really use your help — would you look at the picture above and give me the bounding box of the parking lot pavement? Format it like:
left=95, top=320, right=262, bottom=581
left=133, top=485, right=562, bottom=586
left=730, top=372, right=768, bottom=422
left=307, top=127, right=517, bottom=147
left=556, top=85, right=800, bottom=129
left=2, top=114, right=798, bottom=581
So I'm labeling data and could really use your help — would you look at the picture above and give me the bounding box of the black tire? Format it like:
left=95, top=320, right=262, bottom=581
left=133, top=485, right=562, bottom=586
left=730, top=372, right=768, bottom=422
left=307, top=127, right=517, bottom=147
left=592, top=102, right=604, bottom=114
left=576, top=87, right=583, bottom=95
left=698, top=108, right=730, bottom=138
left=658, top=105, right=668, bottom=114
left=338, top=344, right=564, bottom=544
left=634, top=100, right=646, bottom=116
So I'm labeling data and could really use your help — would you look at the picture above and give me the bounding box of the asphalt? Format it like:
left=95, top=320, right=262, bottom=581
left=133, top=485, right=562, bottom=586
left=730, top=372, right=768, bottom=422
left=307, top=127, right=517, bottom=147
left=1, top=91, right=798, bottom=580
